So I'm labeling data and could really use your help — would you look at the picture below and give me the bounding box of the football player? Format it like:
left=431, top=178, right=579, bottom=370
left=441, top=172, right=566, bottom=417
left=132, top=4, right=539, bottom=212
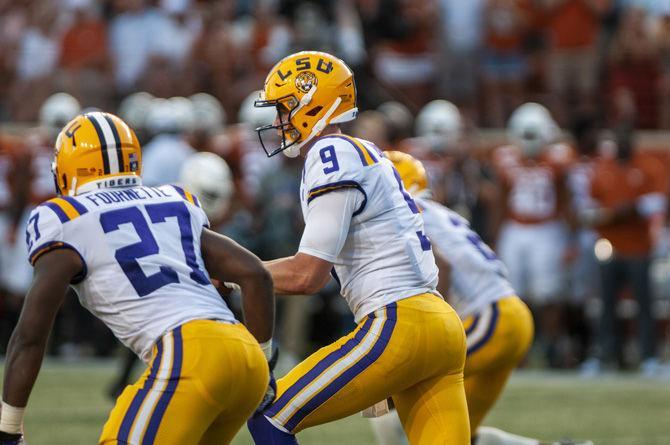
left=492, top=103, right=575, bottom=368
left=0, top=112, right=275, bottom=444
left=245, top=51, right=469, bottom=445
left=376, top=151, right=591, bottom=445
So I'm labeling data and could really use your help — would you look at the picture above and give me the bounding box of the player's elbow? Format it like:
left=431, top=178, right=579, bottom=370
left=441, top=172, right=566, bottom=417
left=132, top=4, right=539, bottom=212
left=295, top=271, right=328, bottom=295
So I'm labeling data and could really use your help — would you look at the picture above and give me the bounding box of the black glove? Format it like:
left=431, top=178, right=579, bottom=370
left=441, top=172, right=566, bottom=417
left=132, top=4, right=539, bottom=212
left=0, top=431, right=23, bottom=445
left=254, top=372, right=277, bottom=416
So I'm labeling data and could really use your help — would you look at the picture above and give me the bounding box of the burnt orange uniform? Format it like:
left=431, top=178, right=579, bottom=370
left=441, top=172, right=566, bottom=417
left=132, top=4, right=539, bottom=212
left=493, top=143, right=575, bottom=302
left=590, top=153, right=667, bottom=256
left=493, top=143, right=575, bottom=225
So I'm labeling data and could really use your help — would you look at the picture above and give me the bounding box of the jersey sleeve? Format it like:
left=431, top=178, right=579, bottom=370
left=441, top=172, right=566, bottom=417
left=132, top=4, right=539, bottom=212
left=299, top=186, right=361, bottom=262
left=25, top=204, right=87, bottom=283
left=303, top=136, right=378, bottom=215
left=169, top=184, right=210, bottom=228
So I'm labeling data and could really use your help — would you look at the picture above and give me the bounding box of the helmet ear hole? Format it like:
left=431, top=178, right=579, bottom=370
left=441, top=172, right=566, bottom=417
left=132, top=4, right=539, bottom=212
left=306, top=106, right=323, bottom=117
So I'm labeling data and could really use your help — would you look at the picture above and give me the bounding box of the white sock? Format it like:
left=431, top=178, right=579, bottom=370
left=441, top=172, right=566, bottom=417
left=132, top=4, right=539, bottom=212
left=475, top=426, right=540, bottom=445
left=368, top=412, right=409, bottom=445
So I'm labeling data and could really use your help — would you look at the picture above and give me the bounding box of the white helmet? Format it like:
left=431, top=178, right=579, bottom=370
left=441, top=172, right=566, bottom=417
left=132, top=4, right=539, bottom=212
left=238, top=90, right=276, bottom=130
left=377, top=101, right=413, bottom=139
left=39, top=92, right=82, bottom=133
left=507, top=102, right=559, bottom=157
left=146, top=97, right=195, bottom=135
left=189, top=93, right=226, bottom=134
left=118, top=91, right=154, bottom=131
left=415, top=99, right=463, bottom=153
left=179, top=152, right=233, bottom=222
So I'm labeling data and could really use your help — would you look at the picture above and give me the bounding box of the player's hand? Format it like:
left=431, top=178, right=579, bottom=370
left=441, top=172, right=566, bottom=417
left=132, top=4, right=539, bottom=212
left=0, top=431, right=23, bottom=444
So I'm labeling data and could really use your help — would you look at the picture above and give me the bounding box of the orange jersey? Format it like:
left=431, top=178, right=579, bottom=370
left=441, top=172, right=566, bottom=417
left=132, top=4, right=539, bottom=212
left=590, top=152, right=667, bottom=256
left=493, top=143, right=575, bottom=224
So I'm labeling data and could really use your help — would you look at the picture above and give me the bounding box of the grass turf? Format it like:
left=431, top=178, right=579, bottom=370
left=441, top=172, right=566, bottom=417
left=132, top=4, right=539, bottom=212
left=7, top=362, right=670, bottom=444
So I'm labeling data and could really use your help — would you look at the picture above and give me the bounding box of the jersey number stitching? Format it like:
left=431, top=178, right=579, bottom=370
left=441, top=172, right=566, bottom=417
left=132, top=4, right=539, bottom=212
left=100, top=202, right=208, bottom=297
left=319, top=145, right=339, bottom=174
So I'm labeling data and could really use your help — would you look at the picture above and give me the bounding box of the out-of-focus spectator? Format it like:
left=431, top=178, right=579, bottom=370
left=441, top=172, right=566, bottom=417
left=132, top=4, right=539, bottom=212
left=10, top=1, right=62, bottom=121
left=109, top=0, right=171, bottom=93
left=437, top=0, right=487, bottom=109
left=584, top=123, right=667, bottom=374
left=367, top=0, right=440, bottom=108
left=543, top=0, right=610, bottom=124
left=480, top=0, right=529, bottom=127
left=653, top=6, right=670, bottom=129
left=607, top=7, right=661, bottom=129
left=59, top=0, right=112, bottom=111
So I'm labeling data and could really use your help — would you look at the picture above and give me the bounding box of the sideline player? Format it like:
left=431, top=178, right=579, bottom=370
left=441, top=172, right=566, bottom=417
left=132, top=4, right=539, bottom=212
left=377, top=151, right=591, bottom=445
left=0, top=112, right=275, bottom=444
left=246, top=51, right=469, bottom=445
left=492, top=103, right=573, bottom=367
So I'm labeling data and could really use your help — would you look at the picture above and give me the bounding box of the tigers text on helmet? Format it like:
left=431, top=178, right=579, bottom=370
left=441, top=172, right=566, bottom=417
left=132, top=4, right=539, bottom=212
left=53, top=112, right=142, bottom=196
left=384, top=150, right=430, bottom=197
left=254, top=51, right=358, bottom=158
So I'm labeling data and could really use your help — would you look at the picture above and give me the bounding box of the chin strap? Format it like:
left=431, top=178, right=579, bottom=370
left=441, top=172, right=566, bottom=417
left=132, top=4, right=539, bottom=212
left=284, top=96, right=343, bottom=158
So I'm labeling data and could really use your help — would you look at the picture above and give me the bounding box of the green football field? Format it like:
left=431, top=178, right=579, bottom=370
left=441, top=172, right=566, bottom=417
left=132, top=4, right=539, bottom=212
left=8, top=361, right=670, bottom=445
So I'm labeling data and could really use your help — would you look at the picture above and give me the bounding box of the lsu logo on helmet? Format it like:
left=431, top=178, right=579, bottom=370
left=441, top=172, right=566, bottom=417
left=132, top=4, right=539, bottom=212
left=254, top=51, right=358, bottom=158
left=53, top=112, right=142, bottom=196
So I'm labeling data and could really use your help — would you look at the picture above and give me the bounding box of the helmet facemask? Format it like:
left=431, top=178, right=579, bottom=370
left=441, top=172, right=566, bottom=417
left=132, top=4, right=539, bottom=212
left=254, top=93, right=304, bottom=158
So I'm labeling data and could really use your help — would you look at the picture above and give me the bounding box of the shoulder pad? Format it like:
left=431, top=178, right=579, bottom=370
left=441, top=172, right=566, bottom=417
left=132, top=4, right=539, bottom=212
left=169, top=184, right=202, bottom=208
left=42, top=196, right=89, bottom=223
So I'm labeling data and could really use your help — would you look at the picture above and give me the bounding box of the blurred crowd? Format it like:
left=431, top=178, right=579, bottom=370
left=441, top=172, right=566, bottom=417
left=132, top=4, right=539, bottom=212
left=2, top=0, right=670, bottom=128
left=1, top=0, right=670, bottom=376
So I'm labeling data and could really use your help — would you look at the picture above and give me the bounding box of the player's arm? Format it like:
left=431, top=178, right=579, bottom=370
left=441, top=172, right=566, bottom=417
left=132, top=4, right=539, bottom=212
left=1, top=249, right=83, bottom=436
left=263, top=253, right=333, bottom=295
left=201, top=229, right=275, bottom=344
left=264, top=187, right=360, bottom=295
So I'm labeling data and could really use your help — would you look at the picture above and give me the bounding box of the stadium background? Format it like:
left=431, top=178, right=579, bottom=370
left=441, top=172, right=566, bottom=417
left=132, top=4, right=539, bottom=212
left=1, top=0, right=670, bottom=443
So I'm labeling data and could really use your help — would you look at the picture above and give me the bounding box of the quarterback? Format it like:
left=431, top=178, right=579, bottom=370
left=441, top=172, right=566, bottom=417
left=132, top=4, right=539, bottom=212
left=377, top=152, right=590, bottom=445
left=0, top=112, right=275, bottom=444
left=246, top=51, right=469, bottom=444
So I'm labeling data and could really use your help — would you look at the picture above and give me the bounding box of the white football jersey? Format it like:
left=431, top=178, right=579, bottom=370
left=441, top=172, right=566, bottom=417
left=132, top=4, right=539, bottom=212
left=299, top=134, right=439, bottom=322
left=418, top=197, right=515, bottom=318
left=25, top=184, right=236, bottom=362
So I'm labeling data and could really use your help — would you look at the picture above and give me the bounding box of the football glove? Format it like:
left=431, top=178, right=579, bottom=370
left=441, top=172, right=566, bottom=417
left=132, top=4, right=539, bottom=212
left=254, top=372, right=277, bottom=416
left=0, top=431, right=23, bottom=445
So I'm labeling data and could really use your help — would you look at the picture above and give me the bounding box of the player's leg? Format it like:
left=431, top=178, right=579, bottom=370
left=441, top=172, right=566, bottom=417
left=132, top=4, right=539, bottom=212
left=465, top=297, right=534, bottom=431
left=100, top=321, right=267, bottom=445
left=496, top=222, right=528, bottom=298
left=392, top=371, right=470, bottom=444
left=528, top=223, right=568, bottom=367
left=248, top=294, right=469, bottom=444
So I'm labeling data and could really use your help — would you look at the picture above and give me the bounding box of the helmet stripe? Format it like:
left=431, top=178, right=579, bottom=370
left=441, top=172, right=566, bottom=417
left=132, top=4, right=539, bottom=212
left=91, top=113, right=120, bottom=174
left=87, top=114, right=111, bottom=174
left=103, top=114, right=125, bottom=173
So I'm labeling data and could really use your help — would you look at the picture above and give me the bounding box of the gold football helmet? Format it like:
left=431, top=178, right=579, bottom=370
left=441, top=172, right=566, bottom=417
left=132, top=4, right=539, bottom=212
left=53, top=112, right=142, bottom=196
left=255, top=51, right=358, bottom=157
left=385, top=150, right=429, bottom=196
